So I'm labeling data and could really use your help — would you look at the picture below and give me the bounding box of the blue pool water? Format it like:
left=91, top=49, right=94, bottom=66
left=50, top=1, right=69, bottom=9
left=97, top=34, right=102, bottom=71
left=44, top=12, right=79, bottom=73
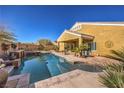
left=10, top=53, right=102, bottom=84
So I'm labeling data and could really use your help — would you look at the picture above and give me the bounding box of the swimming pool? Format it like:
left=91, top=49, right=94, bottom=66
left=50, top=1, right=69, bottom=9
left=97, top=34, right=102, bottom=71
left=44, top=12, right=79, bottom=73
left=10, top=53, right=102, bottom=84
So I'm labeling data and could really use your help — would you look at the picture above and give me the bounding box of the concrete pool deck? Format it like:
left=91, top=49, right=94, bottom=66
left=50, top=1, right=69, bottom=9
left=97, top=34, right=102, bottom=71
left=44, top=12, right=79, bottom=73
left=52, top=52, right=120, bottom=67
left=35, top=69, right=105, bottom=88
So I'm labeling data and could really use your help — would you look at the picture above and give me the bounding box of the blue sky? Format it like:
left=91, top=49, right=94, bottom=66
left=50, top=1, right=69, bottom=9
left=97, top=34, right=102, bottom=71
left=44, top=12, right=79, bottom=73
left=0, top=6, right=124, bottom=43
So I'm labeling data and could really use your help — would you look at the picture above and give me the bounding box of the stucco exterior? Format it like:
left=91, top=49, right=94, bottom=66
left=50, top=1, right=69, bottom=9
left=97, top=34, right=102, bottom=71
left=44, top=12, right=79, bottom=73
left=57, top=22, right=124, bottom=56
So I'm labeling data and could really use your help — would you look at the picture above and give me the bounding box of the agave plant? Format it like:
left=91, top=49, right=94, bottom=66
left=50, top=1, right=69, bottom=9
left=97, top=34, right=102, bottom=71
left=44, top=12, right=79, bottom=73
left=107, top=47, right=124, bottom=62
left=99, top=48, right=124, bottom=88
left=99, top=64, right=124, bottom=88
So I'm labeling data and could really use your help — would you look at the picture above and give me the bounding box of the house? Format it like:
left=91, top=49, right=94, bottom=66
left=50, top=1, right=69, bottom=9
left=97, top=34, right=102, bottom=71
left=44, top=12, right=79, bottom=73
left=57, top=22, right=124, bottom=56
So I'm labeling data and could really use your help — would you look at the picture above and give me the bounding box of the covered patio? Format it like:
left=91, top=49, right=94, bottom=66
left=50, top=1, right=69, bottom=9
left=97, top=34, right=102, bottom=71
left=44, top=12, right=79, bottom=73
left=57, top=30, right=94, bottom=52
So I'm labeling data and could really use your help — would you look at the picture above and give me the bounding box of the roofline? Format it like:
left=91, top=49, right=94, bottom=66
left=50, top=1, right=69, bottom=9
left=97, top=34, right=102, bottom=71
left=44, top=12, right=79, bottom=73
left=70, top=22, right=124, bottom=31
left=65, top=31, right=82, bottom=37
left=57, top=30, right=68, bottom=41
left=57, top=30, right=94, bottom=42
left=74, top=22, right=124, bottom=26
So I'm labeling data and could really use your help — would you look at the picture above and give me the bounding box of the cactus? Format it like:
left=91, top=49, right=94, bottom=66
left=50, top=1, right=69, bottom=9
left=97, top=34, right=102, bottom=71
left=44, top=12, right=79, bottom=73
left=0, top=69, right=8, bottom=88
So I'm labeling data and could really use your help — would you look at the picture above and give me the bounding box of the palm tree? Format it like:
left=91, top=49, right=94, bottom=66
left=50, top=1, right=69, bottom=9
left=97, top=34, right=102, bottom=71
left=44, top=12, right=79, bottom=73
left=0, top=26, right=16, bottom=54
left=99, top=47, right=124, bottom=88
left=0, top=26, right=16, bottom=43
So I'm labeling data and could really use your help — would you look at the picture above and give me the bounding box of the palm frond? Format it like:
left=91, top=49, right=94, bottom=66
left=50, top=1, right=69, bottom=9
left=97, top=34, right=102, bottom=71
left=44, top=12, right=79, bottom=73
left=0, top=28, right=17, bottom=43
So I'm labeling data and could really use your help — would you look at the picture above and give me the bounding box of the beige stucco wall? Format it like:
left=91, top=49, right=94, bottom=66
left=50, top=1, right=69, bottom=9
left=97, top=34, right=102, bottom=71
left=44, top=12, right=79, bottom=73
left=77, top=25, right=124, bottom=56
left=57, top=24, right=124, bottom=56
left=59, top=42, right=65, bottom=51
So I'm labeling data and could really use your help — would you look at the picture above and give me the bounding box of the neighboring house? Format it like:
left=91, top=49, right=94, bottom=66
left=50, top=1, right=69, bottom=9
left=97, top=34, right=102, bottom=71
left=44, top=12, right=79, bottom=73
left=16, top=42, right=39, bottom=51
left=57, top=22, right=124, bottom=56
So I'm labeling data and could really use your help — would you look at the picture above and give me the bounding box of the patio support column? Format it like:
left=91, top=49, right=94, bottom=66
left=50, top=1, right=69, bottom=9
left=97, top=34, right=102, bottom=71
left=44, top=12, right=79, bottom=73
left=69, top=43, right=72, bottom=50
left=59, top=42, right=65, bottom=51
left=79, top=37, right=83, bottom=47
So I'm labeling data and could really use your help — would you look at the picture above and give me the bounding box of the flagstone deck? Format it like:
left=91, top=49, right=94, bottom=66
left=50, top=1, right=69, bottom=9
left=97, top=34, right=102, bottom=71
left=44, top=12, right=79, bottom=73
left=52, top=52, right=120, bottom=67
left=35, top=69, right=105, bottom=88
left=4, top=66, right=14, bottom=74
left=5, top=73, right=30, bottom=88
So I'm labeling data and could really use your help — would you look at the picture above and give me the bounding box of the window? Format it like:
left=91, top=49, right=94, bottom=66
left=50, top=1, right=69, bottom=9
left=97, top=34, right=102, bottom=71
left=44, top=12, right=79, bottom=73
left=91, top=42, right=96, bottom=50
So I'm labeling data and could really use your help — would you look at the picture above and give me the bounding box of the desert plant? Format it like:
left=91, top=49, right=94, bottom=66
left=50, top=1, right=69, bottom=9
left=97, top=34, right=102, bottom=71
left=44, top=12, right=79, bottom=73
left=72, top=47, right=81, bottom=57
left=99, top=64, right=124, bottom=88
left=79, top=43, right=90, bottom=57
left=106, top=47, right=124, bottom=62
left=79, top=43, right=89, bottom=51
left=74, top=47, right=80, bottom=53
left=99, top=48, right=124, bottom=88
